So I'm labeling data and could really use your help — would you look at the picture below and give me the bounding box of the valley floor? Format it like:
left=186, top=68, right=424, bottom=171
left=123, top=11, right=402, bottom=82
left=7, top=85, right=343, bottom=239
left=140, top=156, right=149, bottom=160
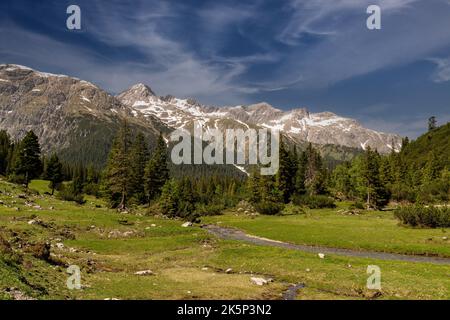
left=0, top=180, right=449, bottom=300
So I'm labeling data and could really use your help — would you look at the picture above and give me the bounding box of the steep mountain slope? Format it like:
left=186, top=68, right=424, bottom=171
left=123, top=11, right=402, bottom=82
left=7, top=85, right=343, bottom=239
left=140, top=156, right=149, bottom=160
left=401, top=122, right=450, bottom=169
left=0, top=64, right=168, bottom=167
left=117, top=84, right=402, bottom=154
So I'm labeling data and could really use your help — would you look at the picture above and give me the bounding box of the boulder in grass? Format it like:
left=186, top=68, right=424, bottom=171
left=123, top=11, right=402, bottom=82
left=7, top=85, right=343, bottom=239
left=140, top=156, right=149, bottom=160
left=181, top=222, right=193, bottom=228
left=250, top=277, right=268, bottom=286
left=135, top=270, right=154, bottom=276
left=318, top=253, right=325, bottom=259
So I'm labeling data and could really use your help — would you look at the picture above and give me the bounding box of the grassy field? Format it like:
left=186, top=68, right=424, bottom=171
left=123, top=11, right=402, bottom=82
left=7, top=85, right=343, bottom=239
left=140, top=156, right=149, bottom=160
left=203, top=205, right=450, bottom=257
left=0, top=179, right=449, bottom=300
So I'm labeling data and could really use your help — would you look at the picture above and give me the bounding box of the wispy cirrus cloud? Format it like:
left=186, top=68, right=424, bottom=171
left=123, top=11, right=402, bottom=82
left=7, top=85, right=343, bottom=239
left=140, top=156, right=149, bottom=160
left=1, top=0, right=450, bottom=137
left=428, top=56, right=450, bottom=83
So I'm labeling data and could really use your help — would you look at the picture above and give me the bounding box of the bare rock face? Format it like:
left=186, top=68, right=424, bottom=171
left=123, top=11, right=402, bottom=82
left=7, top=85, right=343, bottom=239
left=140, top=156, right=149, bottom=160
left=0, top=64, right=168, bottom=166
left=117, top=84, right=402, bottom=154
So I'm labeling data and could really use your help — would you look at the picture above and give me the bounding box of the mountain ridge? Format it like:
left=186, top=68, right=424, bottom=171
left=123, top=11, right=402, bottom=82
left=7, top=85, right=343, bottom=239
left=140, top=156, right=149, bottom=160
left=0, top=64, right=402, bottom=168
left=117, top=82, right=403, bottom=154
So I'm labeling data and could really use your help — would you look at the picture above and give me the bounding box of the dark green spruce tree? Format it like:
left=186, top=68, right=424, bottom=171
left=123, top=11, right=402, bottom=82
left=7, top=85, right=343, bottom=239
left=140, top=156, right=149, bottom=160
left=44, top=153, right=63, bottom=195
left=159, top=179, right=179, bottom=217
left=276, top=141, right=297, bottom=203
left=0, top=130, right=11, bottom=175
left=102, top=121, right=133, bottom=210
left=12, top=130, right=42, bottom=189
left=361, top=147, right=389, bottom=209
left=144, top=133, right=169, bottom=202
left=130, top=132, right=150, bottom=204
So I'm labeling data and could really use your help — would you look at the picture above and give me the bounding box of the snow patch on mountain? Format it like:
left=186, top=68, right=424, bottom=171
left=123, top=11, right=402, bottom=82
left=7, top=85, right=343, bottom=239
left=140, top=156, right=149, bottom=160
left=116, top=83, right=403, bottom=154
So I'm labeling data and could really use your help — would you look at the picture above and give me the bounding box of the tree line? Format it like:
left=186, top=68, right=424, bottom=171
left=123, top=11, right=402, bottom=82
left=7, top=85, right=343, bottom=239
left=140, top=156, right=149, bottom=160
left=1, top=119, right=448, bottom=218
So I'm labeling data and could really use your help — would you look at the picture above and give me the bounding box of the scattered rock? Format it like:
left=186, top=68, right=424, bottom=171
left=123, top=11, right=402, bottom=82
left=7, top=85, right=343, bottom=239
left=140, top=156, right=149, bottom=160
left=32, top=205, right=42, bottom=210
left=201, top=267, right=209, bottom=271
left=135, top=270, right=154, bottom=276
left=364, top=291, right=382, bottom=299
left=225, top=268, right=233, bottom=274
left=55, top=242, right=64, bottom=249
left=318, top=253, right=325, bottom=259
left=151, top=224, right=156, bottom=227
left=4, top=288, right=36, bottom=300
left=305, top=268, right=311, bottom=272
left=181, top=222, right=193, bottom=228
left=27, top=219, right=37, bottom=225
left=250, top=277, right=269, bottom=286
left=443, top=237, right=448, bottom=241
left=347, top=264, right=352, bottom=268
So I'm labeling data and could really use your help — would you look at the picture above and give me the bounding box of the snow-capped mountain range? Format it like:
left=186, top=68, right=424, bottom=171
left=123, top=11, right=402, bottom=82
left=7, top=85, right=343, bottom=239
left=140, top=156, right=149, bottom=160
left=117, top=83, right=402, bottom=153
left=0, top=63, right=401, bottom=168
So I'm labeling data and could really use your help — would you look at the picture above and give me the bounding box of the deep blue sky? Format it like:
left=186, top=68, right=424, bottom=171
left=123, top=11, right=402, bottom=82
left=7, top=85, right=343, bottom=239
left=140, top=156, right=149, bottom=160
left=1, top=0, right=450, bottom=138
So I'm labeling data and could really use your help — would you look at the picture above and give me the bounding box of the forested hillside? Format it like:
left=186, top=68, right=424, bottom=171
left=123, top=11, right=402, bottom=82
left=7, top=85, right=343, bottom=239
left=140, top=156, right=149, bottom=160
left=401, top=122, right=450, bottom=169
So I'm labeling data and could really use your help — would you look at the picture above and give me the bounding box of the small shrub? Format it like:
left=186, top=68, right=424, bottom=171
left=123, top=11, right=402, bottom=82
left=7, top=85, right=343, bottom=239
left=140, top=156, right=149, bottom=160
left=195, top=203, right=225, bottom=216
left=0, top=233, right=22, bottom=265
left=58, top=183, right=85, bottom=204
left=292, top=195, right=336, bottom=209
left=394, top=206, right=450, bottom=228
left=7, top=173, right=25, bottom=185
left=29, top=242, right=51, bottom=261
left=254, top=201, right=284, bottom=215
left=349, top=201, right=365, bottom=210
left=281, top=203, right=306, bottom=215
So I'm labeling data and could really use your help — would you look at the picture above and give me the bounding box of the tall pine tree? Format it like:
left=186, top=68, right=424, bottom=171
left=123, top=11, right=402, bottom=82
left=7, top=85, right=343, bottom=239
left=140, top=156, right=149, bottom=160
left=102, top=121, right=133, bottom=210
left=130, top=132, right=150, bottom=204
left=144, top=133, right=169, bottom=202
left=0, top=130, right=11, bottom=175
left=44, top=153, right=63, bottom=195
left=13, top=130, right=42, bottom=188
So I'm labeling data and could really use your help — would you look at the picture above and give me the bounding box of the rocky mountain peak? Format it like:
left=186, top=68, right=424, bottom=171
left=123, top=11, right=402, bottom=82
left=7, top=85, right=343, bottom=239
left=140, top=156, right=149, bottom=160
left=117, top=83, right=155, bottom=101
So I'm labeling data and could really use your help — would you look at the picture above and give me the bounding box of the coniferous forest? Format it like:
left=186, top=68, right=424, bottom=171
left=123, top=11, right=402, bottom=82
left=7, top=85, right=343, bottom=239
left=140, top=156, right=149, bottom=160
left=1, top=120, right=448, bottom=228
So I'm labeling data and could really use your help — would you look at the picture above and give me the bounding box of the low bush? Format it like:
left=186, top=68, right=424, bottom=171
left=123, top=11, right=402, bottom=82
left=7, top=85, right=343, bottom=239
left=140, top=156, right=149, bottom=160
left=292, top=195, right=336, bottom=209
left=254, top=201, right=284, bottom=215
left=58, top=183, right=85, bottom=204
left=394, top=206, right=450, bottom=228
left=281, top=203, right=306, bottom=215
left=195, top=203, right=225, bottom=216
left=349, top=201, right=365, bottom=210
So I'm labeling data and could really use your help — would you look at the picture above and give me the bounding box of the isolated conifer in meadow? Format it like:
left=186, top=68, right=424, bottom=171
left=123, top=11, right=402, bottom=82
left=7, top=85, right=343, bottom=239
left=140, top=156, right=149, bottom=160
left=144, top=133, right=169, bottom=202
left=13, top=130, right=42, bottom=188
left=45, top=153, right=63, bottom=195
left=103, top=121, right=133, bottom=210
